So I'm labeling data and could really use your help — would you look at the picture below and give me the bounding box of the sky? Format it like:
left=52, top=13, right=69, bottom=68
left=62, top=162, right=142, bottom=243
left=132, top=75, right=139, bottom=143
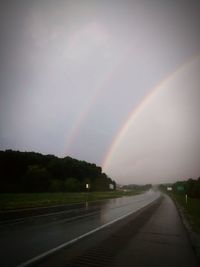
left=0, top=0, right=200, bottom=185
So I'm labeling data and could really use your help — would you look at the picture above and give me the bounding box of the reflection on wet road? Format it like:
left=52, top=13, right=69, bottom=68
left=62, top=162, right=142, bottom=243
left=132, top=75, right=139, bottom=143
left=0, top=190, right=160, bottom=267
left=99, top=190, right=159, bottom=224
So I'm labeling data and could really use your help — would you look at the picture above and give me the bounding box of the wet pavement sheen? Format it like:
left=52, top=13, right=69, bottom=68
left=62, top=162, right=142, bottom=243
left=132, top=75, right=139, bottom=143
left=0, top=190, right=159, bottom=267
left=114, top=194, right=198, bottom=267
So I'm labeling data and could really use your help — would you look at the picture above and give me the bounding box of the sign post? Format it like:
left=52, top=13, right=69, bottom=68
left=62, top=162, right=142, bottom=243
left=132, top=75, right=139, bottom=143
left=85, top=183, right=89, bottom=209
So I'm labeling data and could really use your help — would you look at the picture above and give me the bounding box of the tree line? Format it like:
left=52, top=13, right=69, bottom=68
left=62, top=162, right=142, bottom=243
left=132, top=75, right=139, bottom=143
left=160, top=177, right=200, bottom=199
left=0, top=150, right=116, bottom=193
left=172, top=178, right=200, bottom=199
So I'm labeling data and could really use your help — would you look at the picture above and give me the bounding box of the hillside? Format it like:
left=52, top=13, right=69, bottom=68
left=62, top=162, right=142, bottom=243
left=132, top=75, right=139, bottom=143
left=0, top=150, right=116, bottom=193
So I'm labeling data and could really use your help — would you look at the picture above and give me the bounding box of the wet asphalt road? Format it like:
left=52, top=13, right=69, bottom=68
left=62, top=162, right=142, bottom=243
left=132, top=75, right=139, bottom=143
left=0, top=190, right=159, bottom=267
left=37, top=194, right=199, bottom=267
left=114, top=194, right=199, bottom=267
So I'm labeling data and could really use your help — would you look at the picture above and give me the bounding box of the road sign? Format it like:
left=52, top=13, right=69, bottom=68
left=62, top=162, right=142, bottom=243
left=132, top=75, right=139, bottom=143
left=167, top=187, right=172, bottom=191
left=109, top=184, right=114, bottom=190
left=177, top=185, right=184, bottom=192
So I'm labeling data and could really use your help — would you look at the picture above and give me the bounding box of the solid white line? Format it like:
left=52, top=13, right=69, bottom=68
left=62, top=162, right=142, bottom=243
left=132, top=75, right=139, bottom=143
left=17, top=195, right=159, bottom=267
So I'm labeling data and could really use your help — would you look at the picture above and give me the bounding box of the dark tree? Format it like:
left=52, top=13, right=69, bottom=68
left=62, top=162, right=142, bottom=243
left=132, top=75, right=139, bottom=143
left=0, top=150, right=115, bottom=193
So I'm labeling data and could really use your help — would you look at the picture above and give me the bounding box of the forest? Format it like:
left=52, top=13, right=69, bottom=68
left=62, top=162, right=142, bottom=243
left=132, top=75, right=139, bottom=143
left=0, top=150, right=116, bottom=193
left=172, top=178, right=200, bottom=199
left=160, top=177, right=200, bottom=199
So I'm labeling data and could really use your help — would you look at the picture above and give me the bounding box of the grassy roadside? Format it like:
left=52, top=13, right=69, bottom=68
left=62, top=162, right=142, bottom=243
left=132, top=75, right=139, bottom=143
left=169, top=193, right=200, bottom=233
left=0, top=190, right=145, bottom=211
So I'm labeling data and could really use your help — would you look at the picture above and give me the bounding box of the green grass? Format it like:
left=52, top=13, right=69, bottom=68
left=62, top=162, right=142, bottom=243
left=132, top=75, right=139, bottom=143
left=170, top=193, right=200, bottom=233
left=0, top=190, right=145, bottom=211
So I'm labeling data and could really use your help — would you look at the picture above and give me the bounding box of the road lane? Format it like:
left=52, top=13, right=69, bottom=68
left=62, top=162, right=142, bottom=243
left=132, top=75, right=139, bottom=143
left=114, top=194, right=198, bottom=267
left=0, top=190, right=160, bottom=267
left=0, top=201, right=103, bottom=225
left=39, top=194, right=198, bottom=267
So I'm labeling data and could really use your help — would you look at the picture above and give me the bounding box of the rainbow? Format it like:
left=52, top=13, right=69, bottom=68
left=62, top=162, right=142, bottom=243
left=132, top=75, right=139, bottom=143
left=64, top=43, right=136, bottom=155
left=102, top=54, right=200, bottom=172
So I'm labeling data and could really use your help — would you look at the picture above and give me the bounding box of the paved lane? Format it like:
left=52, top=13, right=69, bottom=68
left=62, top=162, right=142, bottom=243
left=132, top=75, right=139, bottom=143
left=0, top=190, right=159, bottom=267
left=39, top=194, right=198, bottom=267
left=114, top=194, right=198, bottom=267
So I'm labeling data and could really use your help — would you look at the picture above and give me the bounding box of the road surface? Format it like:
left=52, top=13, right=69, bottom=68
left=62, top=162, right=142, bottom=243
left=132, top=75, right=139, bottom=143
left=0, top=190, right=159, bottom=267
left=36, top=194, right=199, bottom=267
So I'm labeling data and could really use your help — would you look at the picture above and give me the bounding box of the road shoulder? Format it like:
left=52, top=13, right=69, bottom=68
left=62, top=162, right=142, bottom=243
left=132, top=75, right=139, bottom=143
left=114, top=194, right=198, bottom=267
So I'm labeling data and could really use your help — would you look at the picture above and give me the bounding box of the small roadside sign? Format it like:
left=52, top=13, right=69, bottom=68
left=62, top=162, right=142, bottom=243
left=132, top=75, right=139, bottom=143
left=86, top=183, right=89, bottom=189
left=109, top=184, right=114, bottom=190
left=177, top=185, right=184, bottom=192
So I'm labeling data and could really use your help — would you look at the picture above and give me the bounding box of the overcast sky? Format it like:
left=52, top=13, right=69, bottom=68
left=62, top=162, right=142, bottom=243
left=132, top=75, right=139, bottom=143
left=0, top=0, right=200, bottom=184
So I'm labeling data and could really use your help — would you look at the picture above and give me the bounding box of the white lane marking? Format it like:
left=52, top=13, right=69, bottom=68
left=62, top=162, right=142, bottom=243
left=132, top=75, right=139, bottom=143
left=17, top=195, right=160, bottom=267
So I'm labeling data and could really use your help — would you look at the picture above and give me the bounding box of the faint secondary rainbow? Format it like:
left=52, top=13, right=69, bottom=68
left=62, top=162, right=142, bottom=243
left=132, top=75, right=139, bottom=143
left=102, top=54, right=200, bottom=173
left=64, top=43, right=136, bottom=156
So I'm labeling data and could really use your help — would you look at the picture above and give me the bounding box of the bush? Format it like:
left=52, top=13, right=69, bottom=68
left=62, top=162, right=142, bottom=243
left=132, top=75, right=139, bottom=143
left=64, top=177, right=80, bottom=192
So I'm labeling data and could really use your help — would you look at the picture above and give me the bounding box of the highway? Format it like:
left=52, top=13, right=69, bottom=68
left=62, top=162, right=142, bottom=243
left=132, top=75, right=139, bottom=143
left=38, top=194, right=199, bottom=267
left=0, top=190, right=160, bottom=267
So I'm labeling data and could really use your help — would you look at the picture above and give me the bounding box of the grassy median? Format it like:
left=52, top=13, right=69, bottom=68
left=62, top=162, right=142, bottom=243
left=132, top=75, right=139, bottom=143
left=0, top=190, right=145, bottom=210
left=170, top=193, right=200, bottom=233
